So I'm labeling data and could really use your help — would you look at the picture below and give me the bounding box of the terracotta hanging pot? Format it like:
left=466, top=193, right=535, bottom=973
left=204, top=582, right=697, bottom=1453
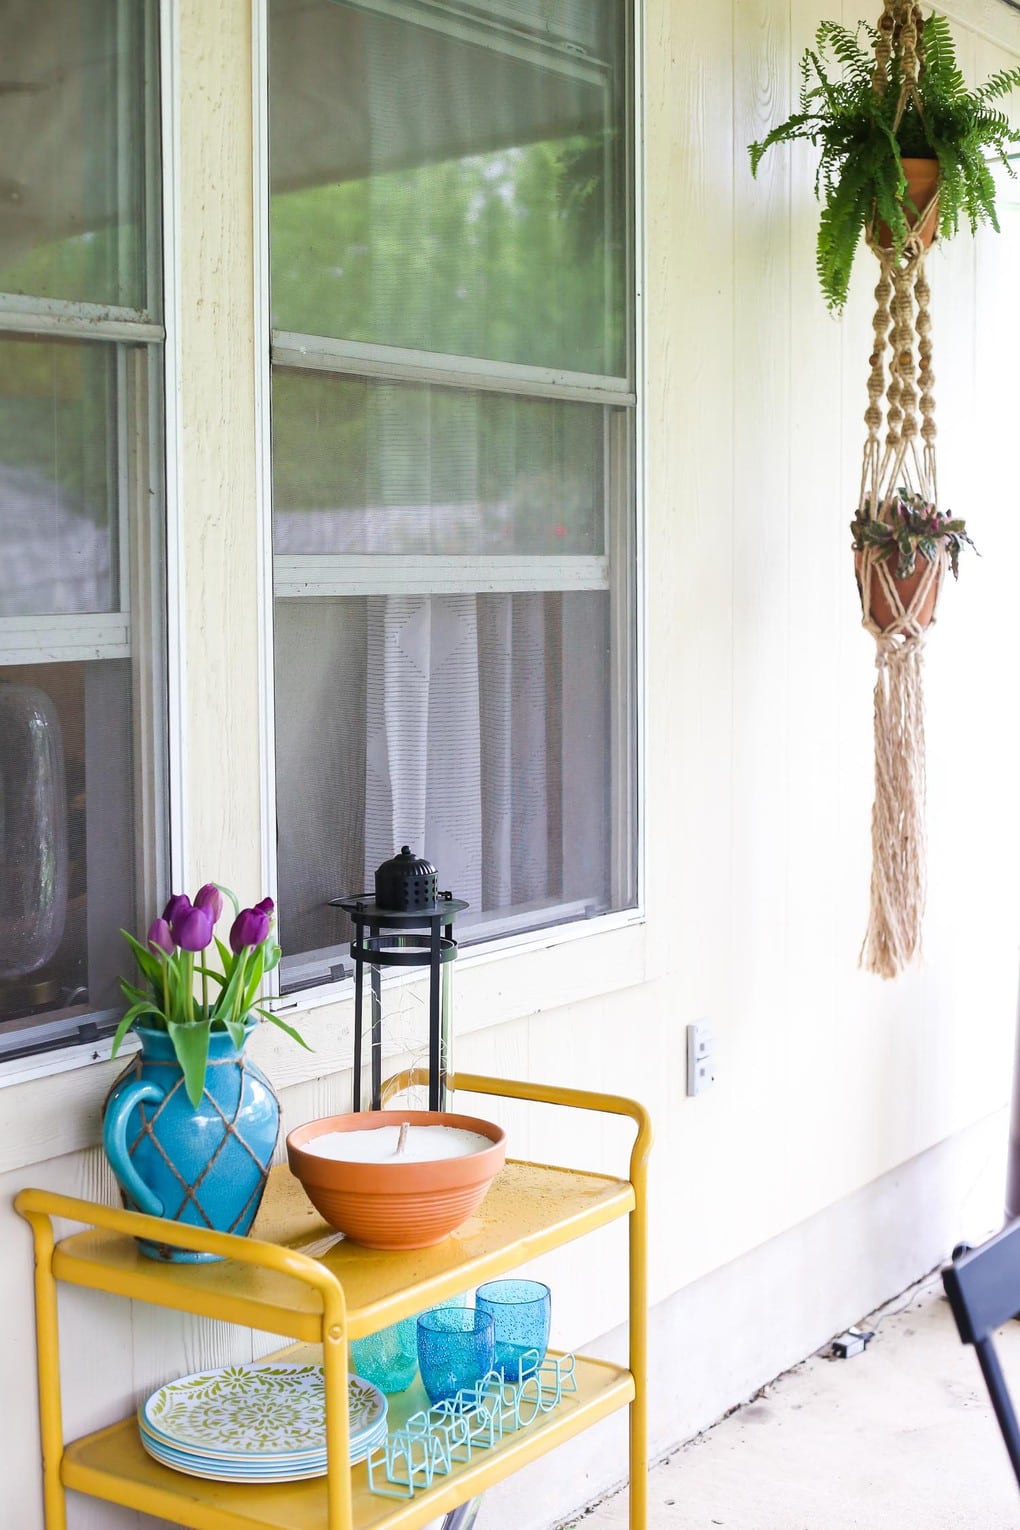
left=854, top=548, right=942, bottom=632
left=875, top=157, right=940, bottom=251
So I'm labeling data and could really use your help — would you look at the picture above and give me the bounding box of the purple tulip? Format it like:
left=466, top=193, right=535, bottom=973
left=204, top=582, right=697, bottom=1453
left=230, top=906, right=271, bottom=953
left=254, top=896, right=275, bottom=917
left=162, top=892, right=191, bottom=924
left=171, top=904, right=215, bottom=952
left=147, top=917, right=175, bottom=955
left=194, top=882, right=224, bottom=923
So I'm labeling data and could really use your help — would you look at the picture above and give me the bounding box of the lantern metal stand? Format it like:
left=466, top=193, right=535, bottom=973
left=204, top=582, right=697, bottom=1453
left=330, top=850, right=480, bottom=1530
left=330, top=848, right=467, bottom=1112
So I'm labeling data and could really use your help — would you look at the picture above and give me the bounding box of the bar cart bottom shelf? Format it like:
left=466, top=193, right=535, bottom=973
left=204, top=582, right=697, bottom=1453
left=62, top=1353, right=634, bottom=1530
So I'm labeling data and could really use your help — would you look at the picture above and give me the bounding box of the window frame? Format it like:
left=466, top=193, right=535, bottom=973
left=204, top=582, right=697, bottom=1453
left=260, top=0, right=645, bottom=1009
left=0, top=0, right=172, bottom=1072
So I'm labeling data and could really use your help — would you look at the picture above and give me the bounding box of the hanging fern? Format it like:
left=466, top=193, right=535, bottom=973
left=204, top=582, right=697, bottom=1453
left=748, top=11, right=1020, bottom=312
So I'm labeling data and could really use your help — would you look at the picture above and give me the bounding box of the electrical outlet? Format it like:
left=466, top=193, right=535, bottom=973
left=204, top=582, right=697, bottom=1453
left=686, top=1021, right=715, bottom=1096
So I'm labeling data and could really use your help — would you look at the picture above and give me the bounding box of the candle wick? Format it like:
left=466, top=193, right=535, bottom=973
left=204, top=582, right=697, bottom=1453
left=396, top=1121, right=410, bottom=1156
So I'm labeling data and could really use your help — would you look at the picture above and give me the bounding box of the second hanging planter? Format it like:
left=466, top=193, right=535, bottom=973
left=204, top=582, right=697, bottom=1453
left=853, top=547, right=943, bottom=634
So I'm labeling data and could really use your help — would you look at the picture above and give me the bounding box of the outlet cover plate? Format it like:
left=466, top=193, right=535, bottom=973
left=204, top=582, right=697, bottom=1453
left=686, top=1021, right=715, bottom=1096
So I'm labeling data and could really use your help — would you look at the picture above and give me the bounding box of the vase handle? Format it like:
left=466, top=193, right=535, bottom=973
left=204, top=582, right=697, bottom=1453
left=102, top=1082, right=167, bottom=1218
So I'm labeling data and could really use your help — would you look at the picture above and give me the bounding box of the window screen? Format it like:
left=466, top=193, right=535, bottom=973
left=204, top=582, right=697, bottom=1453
left=0, top=0, right=166, bottom=1062
left=269, top=0, right=636, bottom=990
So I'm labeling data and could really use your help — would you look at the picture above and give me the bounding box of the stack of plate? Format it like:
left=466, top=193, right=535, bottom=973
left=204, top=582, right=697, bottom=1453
left=138, top=1362, right=387, bottom=1483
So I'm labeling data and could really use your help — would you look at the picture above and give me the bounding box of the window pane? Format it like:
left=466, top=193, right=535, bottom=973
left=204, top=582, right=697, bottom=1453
left=269, top=0, right=627, bottom=375
left=269, top=0, right=636, bottom=979
left=0, top=659, right=142, bottom=1049
left=0, top=0, right=152, bottom=309
left=0, top=1, right=164, bottom=1065
left=274, top=591, right=613, bottom=984
left=273, top=370, right=608, bottom=557
left=0, top=338, right=119, bottom=617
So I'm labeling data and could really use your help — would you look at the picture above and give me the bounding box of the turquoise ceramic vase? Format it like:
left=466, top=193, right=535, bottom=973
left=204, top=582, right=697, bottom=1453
left=102, top=1020, right=280, bottom=1262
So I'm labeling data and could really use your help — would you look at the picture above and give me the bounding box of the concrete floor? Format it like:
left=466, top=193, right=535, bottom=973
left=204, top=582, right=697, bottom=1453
left=578, top=1271, right=1020, bottom=1529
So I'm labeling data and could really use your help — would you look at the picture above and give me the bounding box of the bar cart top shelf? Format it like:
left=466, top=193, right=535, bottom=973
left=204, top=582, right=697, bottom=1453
left=44, top=1155, right=635, bottom=1341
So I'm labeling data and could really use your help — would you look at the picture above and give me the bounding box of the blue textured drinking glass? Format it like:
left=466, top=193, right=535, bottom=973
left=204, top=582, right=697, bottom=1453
left=475, top=1279, right=551, bottom=1382
left=351, top=1296, right=462, bottom=1394
left=416, top=1307, right=495, bottom=1405
left=350, top=1316, right=420, bottom=1394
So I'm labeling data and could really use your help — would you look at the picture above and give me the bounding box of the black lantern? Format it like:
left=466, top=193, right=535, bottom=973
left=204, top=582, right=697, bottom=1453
left=330, top=848, right=467, bottom=1112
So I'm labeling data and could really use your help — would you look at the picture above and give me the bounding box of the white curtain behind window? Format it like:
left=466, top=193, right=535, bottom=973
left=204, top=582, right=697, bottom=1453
left=364, top=593, right=552, bottom=911
left=274, top=586, right=613, bottom=968
left=478, top=594, right=550, bottom=907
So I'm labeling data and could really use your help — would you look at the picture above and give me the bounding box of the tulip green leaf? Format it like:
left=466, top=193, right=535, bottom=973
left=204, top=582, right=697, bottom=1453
left=242, top=945, right=266, bottom=1015
left=167, top=1018, right=211, bottom=1109
left=111, top=1001, right=160, bottom=1056
left=222, top=1016, right=249, bottom=1052
left=119, top=980, right=154, bottom=1008
left=197, top=964, right=228, bottom=992
left=256, top=1005, right=312, bottom=1050
left=120, top=930, right=163, bottom=987
left=217, top=952, right=250, bottom=1027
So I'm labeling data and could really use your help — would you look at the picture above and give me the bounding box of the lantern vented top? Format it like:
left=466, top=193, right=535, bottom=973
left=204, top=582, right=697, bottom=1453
left=374, top=846, right=438, bottom=912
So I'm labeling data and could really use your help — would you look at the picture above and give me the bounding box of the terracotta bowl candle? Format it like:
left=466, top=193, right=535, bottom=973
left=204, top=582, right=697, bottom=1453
left=286, top=1110, right=507, bottom=1249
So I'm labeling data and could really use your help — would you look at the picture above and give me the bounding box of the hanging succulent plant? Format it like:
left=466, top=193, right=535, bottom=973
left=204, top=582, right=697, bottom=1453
left=850, top=491, right=976, bottom=580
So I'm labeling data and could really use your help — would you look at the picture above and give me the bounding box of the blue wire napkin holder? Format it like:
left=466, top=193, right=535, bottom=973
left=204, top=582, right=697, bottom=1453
left=366, top=1352, right=578, bottom=1498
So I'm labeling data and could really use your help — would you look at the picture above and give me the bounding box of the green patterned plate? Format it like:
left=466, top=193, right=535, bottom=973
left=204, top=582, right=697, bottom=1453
left=141, top=1364, right=386, bottom=1461
left=138, top=1414, right=389, bottom=1481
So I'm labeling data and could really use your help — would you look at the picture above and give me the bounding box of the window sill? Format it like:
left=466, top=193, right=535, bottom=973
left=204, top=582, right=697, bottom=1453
left=0, top=1030, right=138, bottom=1089
left=0, top=910, right=646, bottom=1174
left=273, top=904, right=646, bottom=1023
left=257, top=909, right=648, bottom=1090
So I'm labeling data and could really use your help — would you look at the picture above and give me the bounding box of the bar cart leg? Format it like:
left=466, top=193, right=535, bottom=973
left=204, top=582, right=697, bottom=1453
left=438, top=961, right=482, bottom=1530
left=629, top=1137, right=650, bottom=1530
left=322, top=1283, right=354, bottom=1530
left=21, top=1209, right=68, bottom=1530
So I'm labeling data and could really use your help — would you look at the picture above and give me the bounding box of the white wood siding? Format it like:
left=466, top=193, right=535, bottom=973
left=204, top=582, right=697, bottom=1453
left=3, top=1, right=1020, bottom=1525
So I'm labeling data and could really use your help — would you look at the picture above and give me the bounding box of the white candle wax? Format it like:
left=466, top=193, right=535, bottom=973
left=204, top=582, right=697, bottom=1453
left=306, top=1125, right=492, bottom=1164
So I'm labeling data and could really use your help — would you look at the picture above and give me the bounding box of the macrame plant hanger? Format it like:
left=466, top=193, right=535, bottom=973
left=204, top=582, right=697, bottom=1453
left=856, top=0, right=944, bottom=979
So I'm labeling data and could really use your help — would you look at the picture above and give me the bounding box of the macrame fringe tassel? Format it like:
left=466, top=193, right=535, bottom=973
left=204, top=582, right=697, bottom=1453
left=860, top=636, right=927, bottom=978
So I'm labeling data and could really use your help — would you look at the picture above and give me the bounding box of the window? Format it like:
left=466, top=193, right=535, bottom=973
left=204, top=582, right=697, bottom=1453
left=0, top=0, right=166, bottom=1061
left=268, top=0, right=636, bottom=990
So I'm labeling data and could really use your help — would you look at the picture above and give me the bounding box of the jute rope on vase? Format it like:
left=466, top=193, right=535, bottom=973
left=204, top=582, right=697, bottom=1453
left=855, top=2, right=946, bottom=977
